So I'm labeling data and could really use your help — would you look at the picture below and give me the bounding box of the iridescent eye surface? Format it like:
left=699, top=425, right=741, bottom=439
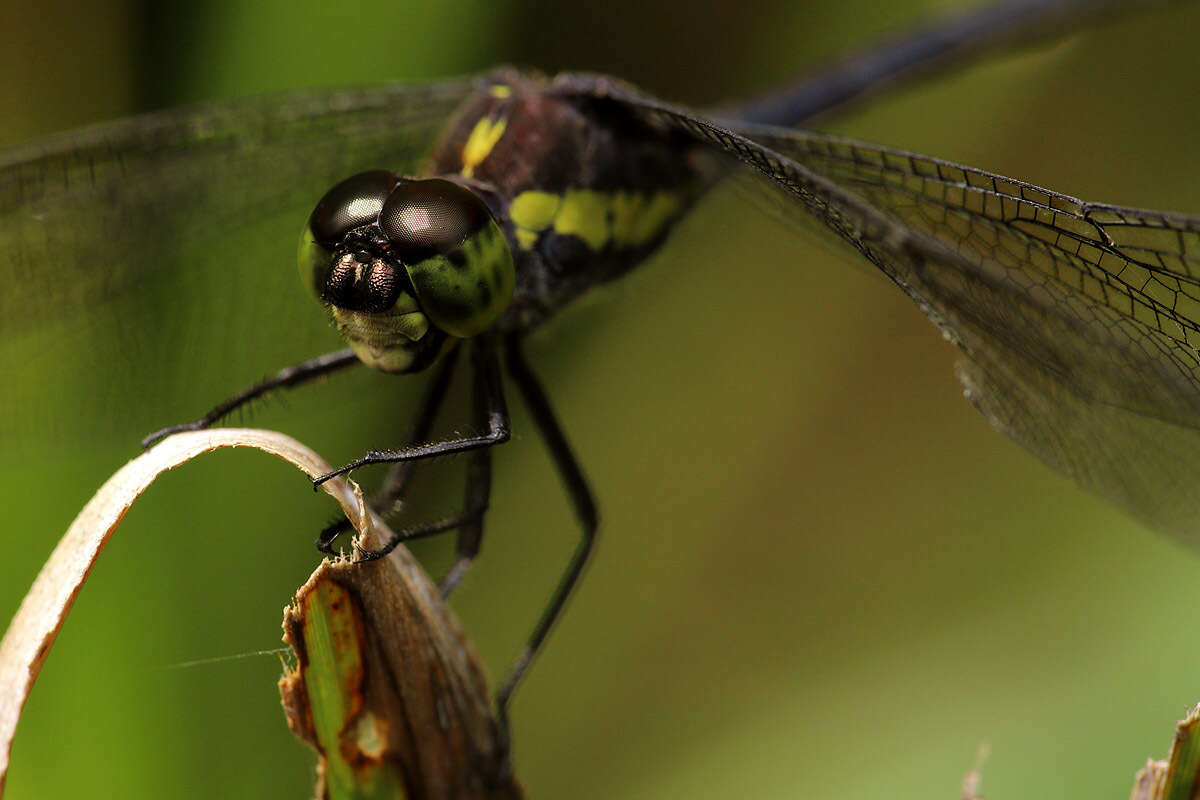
left=300, top=169, right=401, bottom=301
left=300, top=172, right=515, bottom=364
left=378, top=179, right=491, bottom=261
left=376, top=179, right=515, bottom=339
left=307, top=169, right=400, bottom=246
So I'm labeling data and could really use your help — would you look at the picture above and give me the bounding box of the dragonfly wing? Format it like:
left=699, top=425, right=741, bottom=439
left=956, top=332, right=1200, bottom=538
left=0, top=77, right=475, bottom=339
left=0, top=78, right=477, bottom=447
left=611, top=88, right=1200, bottom=541
left=737, top=128, right=1200, bottom=422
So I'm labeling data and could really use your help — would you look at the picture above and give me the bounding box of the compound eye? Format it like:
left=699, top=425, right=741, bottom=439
left=307, top=169, right=400, bottom=246
left=377, top=179, right=515, bottom=339
left=378, top=178, right=492, bottom=261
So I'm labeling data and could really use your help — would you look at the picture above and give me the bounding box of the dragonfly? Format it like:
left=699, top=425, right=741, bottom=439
left=2, top=0, right=1198, bottom=776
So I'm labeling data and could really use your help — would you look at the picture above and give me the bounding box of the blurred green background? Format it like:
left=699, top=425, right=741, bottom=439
left=2, top=0, right=1200, bottom=797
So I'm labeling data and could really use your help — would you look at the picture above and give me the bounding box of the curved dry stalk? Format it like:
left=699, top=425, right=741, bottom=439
left=0, top=429, right=516, bottom=798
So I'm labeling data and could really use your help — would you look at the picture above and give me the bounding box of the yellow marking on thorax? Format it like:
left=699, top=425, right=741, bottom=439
left=554, top=190, right=610, bottom=250
left=509, top=188, right=682, bottom=252
left=461, top=115, right=507, bottom=178
left=511, top=191, right=561, bottom=230
left=515, top=228, right=540, bottom=249
left=489, top=84, right=512, bottom=98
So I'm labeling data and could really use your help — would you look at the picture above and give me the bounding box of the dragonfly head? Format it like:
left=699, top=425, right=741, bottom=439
left=299, top=171, right=515, bottom=373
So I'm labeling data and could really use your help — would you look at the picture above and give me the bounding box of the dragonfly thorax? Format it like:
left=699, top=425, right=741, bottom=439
left=299, top=171, right=516, bottom=373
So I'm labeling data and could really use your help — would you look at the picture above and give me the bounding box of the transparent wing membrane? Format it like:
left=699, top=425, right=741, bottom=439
left=0, top=79, right=473, bottom=338
left=751, top=130, right=1200, bottom=424
left=0, top=79, right=473, bottom=446
left=612, top=89, right=1200, bottom=541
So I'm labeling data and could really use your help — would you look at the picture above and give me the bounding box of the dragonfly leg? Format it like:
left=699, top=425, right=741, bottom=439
left=372, top=350, right=460, bottom=512
left=312, top=336, right=509, bottom=486
left=348, top=499, right=486, bottom=563
left=436, top=372, right=495, bottom=596
left=348, top=388, right=494, bottom=578
left=436, top=443, right=492, bottom=596
left=316, top=345, right=462, bottom=553
left=141, top=348, right=361, bottom=448
left=493, top=335, right=598, bottom=741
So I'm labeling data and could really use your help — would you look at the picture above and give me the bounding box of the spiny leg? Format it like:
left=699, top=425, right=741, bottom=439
left=437, top=348, right=497, bottom=596
left=354, top=359, right=494, bottom=570
left=494, top=335, right=598, bottom=738
left=316, top=344, right=462, bottom=554
left=142, top=348, right=360, bottom=448
left=437, top=443, right=492, bottom=596
left=326, top=337, right=508, bottom=563
left=320, top=346, right=498, bottom=591
left=312, top=336, right=509, bottom=487
left=373, top=343, right=461, bottom=515
left=349, top=494, right=487, bottom=563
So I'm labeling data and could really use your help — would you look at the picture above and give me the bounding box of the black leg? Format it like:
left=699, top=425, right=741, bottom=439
left=350, top=497, right=487, bottom=563
left=494, top=336, right=598, bottom=739
left=372, top=344, right=462, bottom=516
left=313, top=336, right=509, bottom=487
left=142, top=348, right=360, bottom=448
left=436, top=443, right=491, bottom=596
left=437, top=351, right=497, bottom=596
left=330, top=338, right=506, bottom=564
left=352, top=394, right=493, bottom=567
left=316, top=345, right=462, bottom=554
